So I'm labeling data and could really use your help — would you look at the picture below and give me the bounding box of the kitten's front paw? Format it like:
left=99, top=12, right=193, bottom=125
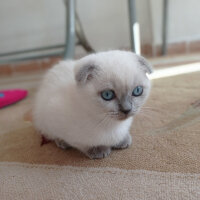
left=113, top=134, right=132, bottom=149
left=86, top=146, right=111, bottom=159
left=55, top=139, right=71, bottom=150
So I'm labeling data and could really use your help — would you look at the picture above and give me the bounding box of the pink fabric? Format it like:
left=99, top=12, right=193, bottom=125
left=0, top=89, right=28, bottom=109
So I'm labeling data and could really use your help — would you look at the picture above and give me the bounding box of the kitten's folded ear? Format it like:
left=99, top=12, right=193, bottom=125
left=75, top=64, right=99, bottom=84
left=137, top=55, right=153, bottom=74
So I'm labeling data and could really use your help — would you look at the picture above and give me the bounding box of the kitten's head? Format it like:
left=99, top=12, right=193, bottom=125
left=74, top=50, right=152, bottom=120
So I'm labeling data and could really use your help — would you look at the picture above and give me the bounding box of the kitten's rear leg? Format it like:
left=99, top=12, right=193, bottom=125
left=112, top=134, right=132, bottom=149
left=85, top=146, right=111, bottom=159
left=55, top=139, right=71, bottom=150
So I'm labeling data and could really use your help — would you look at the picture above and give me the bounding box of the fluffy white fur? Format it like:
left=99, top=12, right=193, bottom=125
left=33, top=50, right=152, bottom=158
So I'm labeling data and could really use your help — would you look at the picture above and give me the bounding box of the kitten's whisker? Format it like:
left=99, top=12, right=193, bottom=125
left=94, top=114, right=110, bottom=129
left=141, top=106, right=175, bottom=117
left=107, top=111, right=118, bottom=116
left=142, top=106, right=161, bottom=109
left=140, top=107, right=174, bottom=118
left=102, top=116, right=111, bottom=128
left=136, top=113, right=153, bottom=120
left=135, top=112, right=162, bottom=126
left=96, top=115, right=108, bottom=127
left=142, top=107, right=166, bottom=112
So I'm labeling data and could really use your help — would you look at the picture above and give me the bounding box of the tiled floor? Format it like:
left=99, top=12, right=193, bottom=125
left=0, top=72, right=44, bottom=90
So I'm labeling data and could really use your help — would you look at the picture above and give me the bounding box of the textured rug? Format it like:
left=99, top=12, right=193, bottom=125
left=0, top=71, right=200, bottom=199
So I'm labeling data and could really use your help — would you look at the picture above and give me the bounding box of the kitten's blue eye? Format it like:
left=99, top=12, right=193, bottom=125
left=132, top=86, right=143, bottom=97
left=101, top=90, right=115, bottom=101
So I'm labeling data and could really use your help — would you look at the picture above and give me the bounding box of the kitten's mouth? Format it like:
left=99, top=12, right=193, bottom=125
left=111, top=113, right=132, bottom=121
left=109, top=111, right=134, bottom=120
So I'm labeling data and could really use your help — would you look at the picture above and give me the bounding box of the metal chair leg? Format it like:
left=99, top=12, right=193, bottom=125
left=63, top=0, right=75, bottom=59
left=128, top=0, right=141, bottom=55
left=75, top=11, right=94, bottom=53
left=162, top=0, right=169, bottom=55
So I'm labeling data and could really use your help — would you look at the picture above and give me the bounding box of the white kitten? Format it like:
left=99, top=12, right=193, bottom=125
left=33, top=50, right=152, bottom=159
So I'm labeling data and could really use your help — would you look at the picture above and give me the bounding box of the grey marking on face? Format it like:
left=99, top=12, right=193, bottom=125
left=137, top=55, right=153, bottom=74
left=119, top=95, right=132, bottom=114
left=75, top=64, right=99, bottom=83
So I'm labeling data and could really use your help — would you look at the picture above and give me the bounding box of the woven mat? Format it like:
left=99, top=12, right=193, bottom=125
left=0, top=72, right=200, bottom=199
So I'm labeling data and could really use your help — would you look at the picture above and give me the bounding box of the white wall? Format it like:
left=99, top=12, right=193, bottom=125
left=0, top=0, right=65, bottom=53
left=0, top=0, right=200, bottom=56
left=168, top=0, right=200, bottom=43
left=76, top=0, right=130, bottom=51
left=77, top=0, right=153, bottom=50
left=150, top=0, right=200, bottom=45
